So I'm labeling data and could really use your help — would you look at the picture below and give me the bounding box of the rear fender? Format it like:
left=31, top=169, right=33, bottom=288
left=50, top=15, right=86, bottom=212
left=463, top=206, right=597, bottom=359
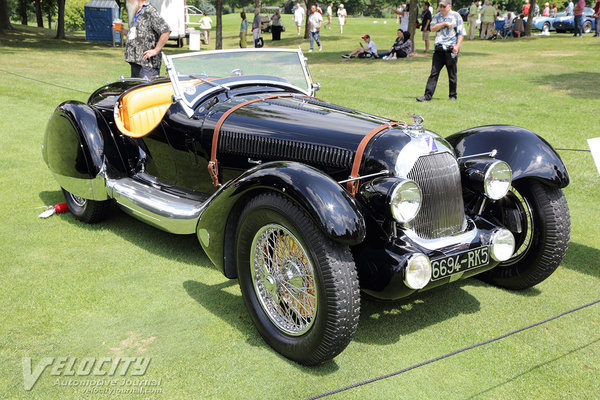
left=197, top=161, right=366, bottom=278
left=43, top=102, right=114, bottom=200
left=446, top=125, right=570, bottom=188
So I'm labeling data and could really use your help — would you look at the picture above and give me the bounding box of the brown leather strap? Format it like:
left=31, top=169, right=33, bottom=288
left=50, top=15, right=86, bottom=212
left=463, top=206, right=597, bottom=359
left=346, top=122, right=403, bottom=196
left=208, top=93, right=313, bottom=186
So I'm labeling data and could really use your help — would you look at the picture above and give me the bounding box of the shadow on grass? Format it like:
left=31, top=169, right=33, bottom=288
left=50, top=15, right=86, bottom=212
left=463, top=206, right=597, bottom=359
left=38, top=190, right=211, bottom=267
left=467, top=336, right=600, bottom=399
left=182, top=279, right=342, bottom=374
left=355, top=280, right=482, bottom=345
left=534, top=72, right=600, bottom=99
left=561, top=241, right=600, bottom=279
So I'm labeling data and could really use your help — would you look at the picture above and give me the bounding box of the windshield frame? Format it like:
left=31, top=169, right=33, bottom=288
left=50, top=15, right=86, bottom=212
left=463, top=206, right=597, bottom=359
left=163, top=49, right=314, bottom=116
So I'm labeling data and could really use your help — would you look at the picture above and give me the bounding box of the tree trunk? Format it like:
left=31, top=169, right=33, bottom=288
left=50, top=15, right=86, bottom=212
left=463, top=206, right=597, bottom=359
left=215, top=0, right=223, bottom=49
left=0, top=0, right=13, bottom=33
left=19, top=0, right=28, bottom=25
left=254, top=0, right=260, bottom=9
left=34, top=0, right=43, bottom=27
left=303, top=0, right=312, bottom=39
left=525, top=0, right=535, bottom=36
left=55, top=0, right=65, bottom=38
left=47, top=13, right=52, bottom=30
left=408, top=0, right=418, bottom=53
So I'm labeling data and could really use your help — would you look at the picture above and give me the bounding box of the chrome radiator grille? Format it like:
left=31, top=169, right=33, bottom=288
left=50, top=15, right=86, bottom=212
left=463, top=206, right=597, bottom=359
left=407, top=152, right=466, bottom=239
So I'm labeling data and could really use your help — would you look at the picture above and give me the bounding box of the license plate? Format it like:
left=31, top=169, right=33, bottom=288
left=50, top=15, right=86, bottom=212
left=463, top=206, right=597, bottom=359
left=431, top=246, right=490, bottom=281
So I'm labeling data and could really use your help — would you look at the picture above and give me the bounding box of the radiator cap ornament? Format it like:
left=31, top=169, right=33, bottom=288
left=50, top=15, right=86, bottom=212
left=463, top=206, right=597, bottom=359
left=402, top=114, right=425, bottom=137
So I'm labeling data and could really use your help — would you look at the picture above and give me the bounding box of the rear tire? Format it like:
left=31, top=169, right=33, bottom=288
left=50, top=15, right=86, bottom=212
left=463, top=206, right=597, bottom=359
left=62, top=188, right=110, bottom=224
left=583, top=20, right=592, bottom=34
left=236, top=193, right=360, bottom=365
left=479, top=180, right=570, bottom=290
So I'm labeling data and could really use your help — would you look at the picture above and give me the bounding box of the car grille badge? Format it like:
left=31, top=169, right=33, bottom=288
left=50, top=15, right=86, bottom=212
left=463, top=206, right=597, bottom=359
left=425, top=136, right=438, bottom=153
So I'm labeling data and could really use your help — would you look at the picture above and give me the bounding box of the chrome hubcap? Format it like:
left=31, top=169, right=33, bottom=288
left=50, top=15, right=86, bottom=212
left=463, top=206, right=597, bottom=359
left=250, top=224, right=317, bottom=336
left=69, top=193, right=86, bottom=207
left=502, top=187, right=534, bottom=265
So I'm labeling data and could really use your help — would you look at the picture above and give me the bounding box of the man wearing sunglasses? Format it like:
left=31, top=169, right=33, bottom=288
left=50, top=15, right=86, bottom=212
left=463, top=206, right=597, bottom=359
left=416, top=0, right=465, bottom=102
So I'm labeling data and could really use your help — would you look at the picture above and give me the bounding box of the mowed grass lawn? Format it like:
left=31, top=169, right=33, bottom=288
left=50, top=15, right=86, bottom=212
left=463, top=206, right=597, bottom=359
left=1, top=14, right=599, bottom=399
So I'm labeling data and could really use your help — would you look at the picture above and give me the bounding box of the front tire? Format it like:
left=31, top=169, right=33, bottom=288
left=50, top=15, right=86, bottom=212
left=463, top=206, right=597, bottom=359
left=236, top=193, right=360, bottom=365
left=480, top=180, right=570, bottom=290
left=583, top=20, right=592, bottom=34
left=62, top=188, right=110, bottom=224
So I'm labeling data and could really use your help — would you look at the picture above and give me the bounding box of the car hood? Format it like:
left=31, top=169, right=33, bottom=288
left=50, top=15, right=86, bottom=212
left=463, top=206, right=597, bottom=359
left=202, top=93, right=453, bottom=177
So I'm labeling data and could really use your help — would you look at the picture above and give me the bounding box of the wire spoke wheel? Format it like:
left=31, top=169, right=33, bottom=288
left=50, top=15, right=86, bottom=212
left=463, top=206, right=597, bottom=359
left=236, top=193, right=360, bottom=365
left=251, top=224, right=317, bottom=335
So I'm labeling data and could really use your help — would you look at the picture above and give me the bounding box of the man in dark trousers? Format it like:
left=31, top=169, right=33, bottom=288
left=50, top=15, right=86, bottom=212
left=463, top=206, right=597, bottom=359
left=416, top=0, right=465, bottom=102
left=116, top=0, right=170, bottom=78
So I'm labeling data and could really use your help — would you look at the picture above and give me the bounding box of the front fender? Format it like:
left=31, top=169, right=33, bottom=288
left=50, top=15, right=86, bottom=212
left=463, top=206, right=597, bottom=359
left=197, top=161, right=366, bottom=278
left=446, top=125, right=569, bottom=188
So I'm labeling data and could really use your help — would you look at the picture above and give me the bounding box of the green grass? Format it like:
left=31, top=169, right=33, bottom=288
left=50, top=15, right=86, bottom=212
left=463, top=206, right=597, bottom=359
left=1, top=16, right=599, bottom=399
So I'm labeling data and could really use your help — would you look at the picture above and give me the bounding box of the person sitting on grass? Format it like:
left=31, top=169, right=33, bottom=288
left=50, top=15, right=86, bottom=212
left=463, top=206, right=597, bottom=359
left=342, top=34, right=378, bottom=58
left=379, top=29, right=412, bottom=59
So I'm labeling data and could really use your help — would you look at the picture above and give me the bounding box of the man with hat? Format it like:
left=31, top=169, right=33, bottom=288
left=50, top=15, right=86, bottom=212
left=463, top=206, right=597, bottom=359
left=341, top=34, right=378, bottom=58
left=416, top=0, right=465, bottom=102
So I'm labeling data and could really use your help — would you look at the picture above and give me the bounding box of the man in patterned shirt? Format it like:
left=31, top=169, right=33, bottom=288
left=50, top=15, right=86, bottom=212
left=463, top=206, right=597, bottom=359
left=416, top=0, right=465, bottom=102
left=116, top=0, right=170, bottom=78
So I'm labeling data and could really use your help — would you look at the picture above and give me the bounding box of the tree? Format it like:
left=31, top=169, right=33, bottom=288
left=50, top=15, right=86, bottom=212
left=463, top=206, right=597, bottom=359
left=0, top=0, right=13, bottom=33
left=34, top=0, right=43, bottom=27
left=17, top=0, right=29, bottom=25
left=303, top=0, right=311, bottom=39
left=216, top=0, right=223, bottom=48
left=408, top=0, right=417, bottom=53
left=55, top=0, right=65, bottom=39
left=524, top=0, right=536, bottom=36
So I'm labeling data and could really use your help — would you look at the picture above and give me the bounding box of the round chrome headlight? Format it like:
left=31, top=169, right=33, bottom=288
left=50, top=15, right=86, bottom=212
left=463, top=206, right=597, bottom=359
left=484, top=161, right=512, bottom=200
left=490, top=228, right=515, bottom=262
left=390, top=180, right=422, bottom=223
left=404, top=253, right=432, bottom=289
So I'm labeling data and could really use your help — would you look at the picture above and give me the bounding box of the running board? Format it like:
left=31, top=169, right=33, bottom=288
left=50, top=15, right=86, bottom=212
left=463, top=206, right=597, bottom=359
left=106, top=178, right=205, bottom=234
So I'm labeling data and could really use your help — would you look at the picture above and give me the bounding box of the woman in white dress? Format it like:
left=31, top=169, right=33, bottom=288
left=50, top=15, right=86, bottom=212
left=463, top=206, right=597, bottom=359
left=337, top=4, right=347, bottom=34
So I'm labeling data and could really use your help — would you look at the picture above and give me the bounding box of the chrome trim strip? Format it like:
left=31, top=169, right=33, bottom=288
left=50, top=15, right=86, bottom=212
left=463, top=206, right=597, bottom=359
left=51, top=172, right=108, bottom=201
left=403, top=219, right=479, bottom=250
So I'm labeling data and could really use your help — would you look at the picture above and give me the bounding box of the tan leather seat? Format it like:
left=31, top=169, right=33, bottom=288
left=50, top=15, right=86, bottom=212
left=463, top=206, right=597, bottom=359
left=114, top=82, right=174, bottom=138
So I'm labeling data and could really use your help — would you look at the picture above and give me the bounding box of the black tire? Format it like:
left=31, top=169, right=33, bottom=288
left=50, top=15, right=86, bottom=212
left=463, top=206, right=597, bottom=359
left=556, top=29, right=565, bottom=33
left=62, top=188, right=110, bottom=224
left=480, top=180, right=570, bottom=290
left=583, top=21, right=592, bottom=34
left=236, top=193, right=360, bottom=365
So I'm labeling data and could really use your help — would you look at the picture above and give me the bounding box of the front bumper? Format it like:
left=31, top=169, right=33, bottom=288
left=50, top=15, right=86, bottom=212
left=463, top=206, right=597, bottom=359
left=353, top=216, right=503, bottom=300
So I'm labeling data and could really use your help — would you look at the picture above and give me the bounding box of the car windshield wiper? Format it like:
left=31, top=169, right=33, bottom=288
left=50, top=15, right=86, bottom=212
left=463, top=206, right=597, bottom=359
left=189, top=75, right=230, bottom=91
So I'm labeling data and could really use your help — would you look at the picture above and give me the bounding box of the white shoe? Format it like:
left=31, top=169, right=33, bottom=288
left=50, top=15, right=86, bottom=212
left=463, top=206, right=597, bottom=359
left=308, top=49, right=313, bottom=52
left=319, top=46, right=322, bottom=51
left=382, top=55, right=389, bottom=60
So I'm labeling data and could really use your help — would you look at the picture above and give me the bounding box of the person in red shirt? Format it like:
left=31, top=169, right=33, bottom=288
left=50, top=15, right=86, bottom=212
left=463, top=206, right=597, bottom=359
left=523, top=0, right=531, bottom=14
left=594, top=0, right=600, bottom=37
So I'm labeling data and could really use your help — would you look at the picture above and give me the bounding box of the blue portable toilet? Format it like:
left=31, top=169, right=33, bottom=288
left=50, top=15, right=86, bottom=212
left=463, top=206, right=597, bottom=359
left=84, top=0, right=120, bottom=42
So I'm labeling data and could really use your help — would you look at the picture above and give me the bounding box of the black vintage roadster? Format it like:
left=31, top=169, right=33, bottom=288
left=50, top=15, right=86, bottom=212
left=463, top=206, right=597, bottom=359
left=43, top=49, right=570, bottom=365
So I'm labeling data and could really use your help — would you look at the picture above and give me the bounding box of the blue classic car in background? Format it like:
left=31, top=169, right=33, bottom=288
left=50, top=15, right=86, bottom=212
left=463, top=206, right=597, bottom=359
left=553, top=7, right=596, bottom=33
left=527, top=11, right=567, bottom=33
